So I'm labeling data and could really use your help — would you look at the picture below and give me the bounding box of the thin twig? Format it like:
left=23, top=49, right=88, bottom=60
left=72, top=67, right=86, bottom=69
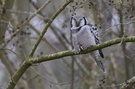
left=50, top=25, right=68, bottom=49
left=6, top=1, right=72, bottom=89
left=29, top=0, right=72, bottom=57
left=101, top=21, right=135, bottom=38
left=28, top=23, right=59, bottom=51
left=3, top=0, right=51, bottom=47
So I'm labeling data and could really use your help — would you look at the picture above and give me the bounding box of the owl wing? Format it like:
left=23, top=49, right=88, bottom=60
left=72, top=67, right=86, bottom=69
left=90, top=26, right=104, bottom=58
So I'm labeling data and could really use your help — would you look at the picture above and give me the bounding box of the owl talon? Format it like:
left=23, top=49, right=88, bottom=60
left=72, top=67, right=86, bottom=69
left=79, top=45, right=84, bottom=51
left=73, top=49, right=80, bottom=54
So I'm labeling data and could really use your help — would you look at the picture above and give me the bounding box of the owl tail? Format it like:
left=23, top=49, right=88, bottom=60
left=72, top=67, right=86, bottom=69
left=90, top=51, right=105, bottom=72
left=94, top=58, right=105, bottom=72
left=99, top=49, right=104, bottom=58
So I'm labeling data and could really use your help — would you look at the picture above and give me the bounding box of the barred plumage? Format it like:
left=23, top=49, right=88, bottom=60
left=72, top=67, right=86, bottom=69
left=90, top=26, right=104, bottom=58
left=71, top=14, right=105, bottom=72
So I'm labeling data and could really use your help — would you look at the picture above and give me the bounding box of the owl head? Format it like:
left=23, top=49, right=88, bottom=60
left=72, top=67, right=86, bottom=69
left=71, top=14, right=88, bottom=28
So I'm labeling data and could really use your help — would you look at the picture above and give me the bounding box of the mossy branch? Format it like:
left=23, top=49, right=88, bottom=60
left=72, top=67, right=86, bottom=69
left=28, top=36, right=135, bottom=63
left=6, top=1, right=72, bottom=89
left=6, top=35, right=135, bottom=89
left=5, top=1, right=135, bottom=89
left=29, top=0, right=72, bottom=56
left=120, top=76, right=135, bottom=89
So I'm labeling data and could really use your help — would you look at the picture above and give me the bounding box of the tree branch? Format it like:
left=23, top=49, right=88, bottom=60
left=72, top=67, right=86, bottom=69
left=6, top=35, right=135, bottom=89
left=28, top=36, right=135, bottom=63
left=120, top=76, right=135, bottom=89
left=6, top=1, right=72, bottom=89
left=29, top=0, right=72, bottom=57
left=3, top=0, right=51, bottom=47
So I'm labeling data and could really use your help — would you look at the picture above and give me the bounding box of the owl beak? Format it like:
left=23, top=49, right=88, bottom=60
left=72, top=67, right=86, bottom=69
left=76, top=21, right=80, bottom=27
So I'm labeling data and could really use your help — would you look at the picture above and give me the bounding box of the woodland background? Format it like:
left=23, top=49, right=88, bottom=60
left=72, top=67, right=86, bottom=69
left=0, top=0, right=135, bottom=89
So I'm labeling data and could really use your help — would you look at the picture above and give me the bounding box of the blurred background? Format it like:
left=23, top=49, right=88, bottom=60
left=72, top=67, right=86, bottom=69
left=0, top=0, right=135, bottom=89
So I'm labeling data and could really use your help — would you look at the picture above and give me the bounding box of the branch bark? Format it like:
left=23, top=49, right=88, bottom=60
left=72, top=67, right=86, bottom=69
left=6, top=1, right=72, bottom=89
left=6, top=36, right=135, bottom=89
left=3, top=0, right=51, bottom=47
left=28, top=36, right=135, bottom=63
left=5, top=0, right=135, bottom=89
left=120, top=76, right=135, bottom=89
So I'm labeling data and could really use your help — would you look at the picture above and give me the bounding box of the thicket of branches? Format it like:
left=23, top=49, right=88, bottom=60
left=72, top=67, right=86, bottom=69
left=0, top=0, right=135, bottom=89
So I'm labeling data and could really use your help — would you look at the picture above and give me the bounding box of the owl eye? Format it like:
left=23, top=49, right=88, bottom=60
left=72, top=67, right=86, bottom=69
left=79, top=17, right=87, bottom=26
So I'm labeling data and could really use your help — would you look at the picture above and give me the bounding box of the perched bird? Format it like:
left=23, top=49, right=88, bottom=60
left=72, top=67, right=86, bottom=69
left=70, top=14, right=105, bottom=72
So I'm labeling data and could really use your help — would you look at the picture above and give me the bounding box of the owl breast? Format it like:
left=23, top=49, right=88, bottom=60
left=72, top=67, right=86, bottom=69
left=77, top=25, right=96, bottom=50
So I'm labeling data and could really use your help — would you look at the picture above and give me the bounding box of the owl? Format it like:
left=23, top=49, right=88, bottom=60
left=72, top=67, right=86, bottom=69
left=70, top=14, right=105, bottom=72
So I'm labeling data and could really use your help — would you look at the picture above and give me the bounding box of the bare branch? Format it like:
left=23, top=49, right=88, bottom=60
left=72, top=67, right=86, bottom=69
left=120, top=76, right=135, bottom=89
left=3, top=0, right=51, bottom=47
left=29, top=0, right=72, bottom=57
left=6, top=1, right=72, bottom=89
left=28, top=36, right=135, bottom=63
